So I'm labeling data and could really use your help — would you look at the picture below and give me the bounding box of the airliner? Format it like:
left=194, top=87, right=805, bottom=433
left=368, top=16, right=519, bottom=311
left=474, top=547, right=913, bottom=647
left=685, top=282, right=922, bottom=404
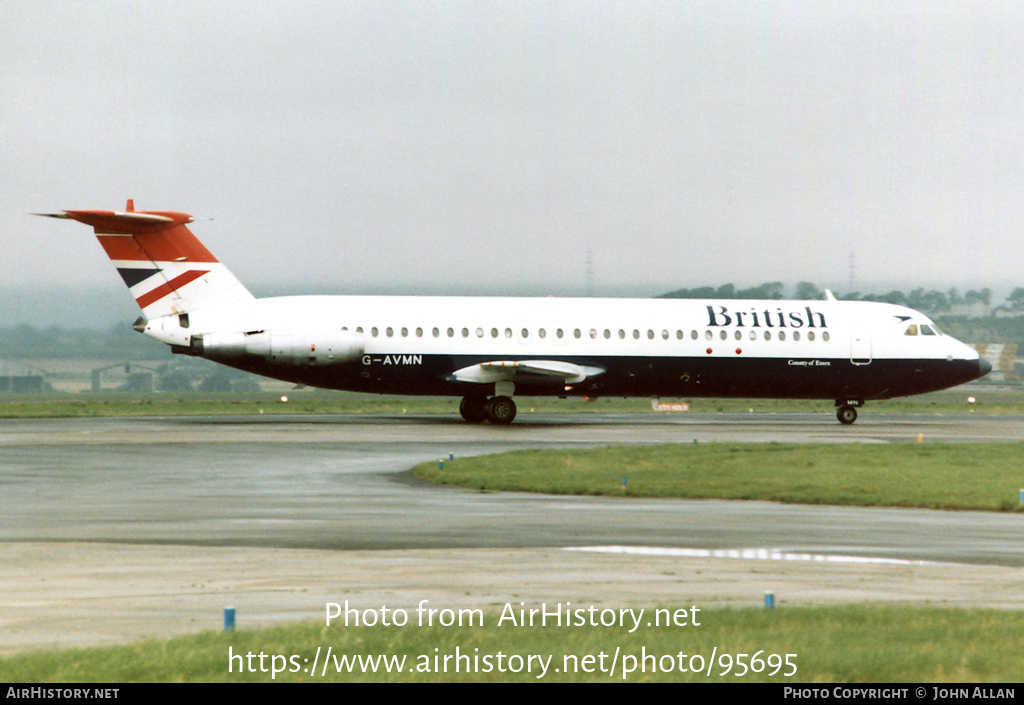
left=38, top=202, right=990, bottom=424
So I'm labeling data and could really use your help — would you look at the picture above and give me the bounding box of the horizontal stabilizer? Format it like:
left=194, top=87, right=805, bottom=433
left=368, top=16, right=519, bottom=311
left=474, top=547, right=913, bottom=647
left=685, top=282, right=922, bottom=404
left=449, top=360, right=605, bottom=385
left=34, top=209, right=191, bottom=234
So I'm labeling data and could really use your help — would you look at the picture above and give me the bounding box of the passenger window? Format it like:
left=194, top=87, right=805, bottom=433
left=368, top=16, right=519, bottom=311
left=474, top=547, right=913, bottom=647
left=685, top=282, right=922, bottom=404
left=647, top=330, right=654, bottom=340
left=764, top=331, right=771, bottom=340
left=749, top=330, right=756, bottom=340
left=734, top=330, right=742, bottom=341
left=371, top=327, right=379, bottom=337
left=618, top=330, right=626, bottom=339
left=491, top=328, right=498, bottom=338
left=676, top=330, right=683, bottom=340
left=779, top=331, right=786, bottom=341
left=823, top=332, right=830, bottom=341
left=447, top=328, right=454, bottom=337
left=401, top=327, right=408, bottom=337
left=538, top=328, right=546, bottom=338
left=505, top=328, right=513, bottom=338
left=604, top=329, right=611, bottom=339
left=356, top=327, right=364, bottom=334
left=633, top=330, right=640, bottom=340
left=574, top=329, right=581, bottom=339
left=662, top=330, right=669, bottom=340
left=415, top=327, right=423, bottom=337
left=522, top=328, right=529, bottom=338
left=476, top=328, right=484, bottom=338
left=808, top=331, right=815, bottom=341
left=793, top=331, right=801, bottom=341
left=905, top=324, right=918, bottom=336
left=691, top=330, right=698, bottom=340
left=719, top=330, right=727, bottom=340
left=590, top=329, right=597, bottom=339
left=557, top=329, right=564, bottom=339
left=462, top=328, right=469, bottom=338
left=705, top=330, right=712, bottom=340
left=386, top=327, right=394, bottom=337
left=432, top=328, right=439, bottom=337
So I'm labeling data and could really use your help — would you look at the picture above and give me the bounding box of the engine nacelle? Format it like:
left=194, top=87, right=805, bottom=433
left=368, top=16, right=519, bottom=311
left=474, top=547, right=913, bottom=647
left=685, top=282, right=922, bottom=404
left=195, top=329, right=364, bottom=366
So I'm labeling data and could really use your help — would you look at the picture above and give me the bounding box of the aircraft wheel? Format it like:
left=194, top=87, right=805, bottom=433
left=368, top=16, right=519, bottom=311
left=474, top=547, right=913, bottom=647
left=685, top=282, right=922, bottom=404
left=459, top=396, right=488, bottom=423
left=837, top=406, right=858, bottom=425
left=486, top=396, right=517, bottom=425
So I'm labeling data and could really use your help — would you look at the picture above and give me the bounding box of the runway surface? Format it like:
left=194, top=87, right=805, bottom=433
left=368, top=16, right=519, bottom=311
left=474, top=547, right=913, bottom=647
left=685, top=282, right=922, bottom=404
left=3, top=412, right=1024, bottom=565
left=4, top=411, right=1024, bottom=653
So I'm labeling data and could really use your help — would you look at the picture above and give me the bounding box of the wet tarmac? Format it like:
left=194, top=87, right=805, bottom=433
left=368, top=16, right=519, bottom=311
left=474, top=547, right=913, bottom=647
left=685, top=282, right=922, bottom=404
left=3, top=413, right=1024, bottom=566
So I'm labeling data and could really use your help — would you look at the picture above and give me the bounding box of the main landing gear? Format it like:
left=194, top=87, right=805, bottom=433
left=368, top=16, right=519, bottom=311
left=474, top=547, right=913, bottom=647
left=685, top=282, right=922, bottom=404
left=835, top=400, right=864, bottom=425
left=460, top=396, right=517, bottom=425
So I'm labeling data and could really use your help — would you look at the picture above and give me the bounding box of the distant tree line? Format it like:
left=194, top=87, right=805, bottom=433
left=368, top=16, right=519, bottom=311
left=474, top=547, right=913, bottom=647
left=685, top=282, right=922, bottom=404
left=660, top=282, right=788, bottom=300
left=0, top=323, right=170, bottom=360
left=660, top=281, right=1022, bottom=312
left=659, top=282, right=1024, bottom=344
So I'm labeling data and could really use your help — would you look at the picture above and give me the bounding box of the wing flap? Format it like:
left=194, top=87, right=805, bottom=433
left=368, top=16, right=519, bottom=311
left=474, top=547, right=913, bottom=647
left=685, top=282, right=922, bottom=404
left=449, top=360, right=605, bottom=385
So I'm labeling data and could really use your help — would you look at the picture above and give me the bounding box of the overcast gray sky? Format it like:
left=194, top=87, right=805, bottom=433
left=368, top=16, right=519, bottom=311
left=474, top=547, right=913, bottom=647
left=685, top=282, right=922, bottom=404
left=3, top=0, right=1024, bottom=322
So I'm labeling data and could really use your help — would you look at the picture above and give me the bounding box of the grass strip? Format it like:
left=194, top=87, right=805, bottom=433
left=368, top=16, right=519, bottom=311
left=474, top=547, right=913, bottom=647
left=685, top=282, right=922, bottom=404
left=0, top=390, right=1016, bottom=418
left=414, top=443, right=1024, bottom=511
left=2, top=606, right=1021, bottom=682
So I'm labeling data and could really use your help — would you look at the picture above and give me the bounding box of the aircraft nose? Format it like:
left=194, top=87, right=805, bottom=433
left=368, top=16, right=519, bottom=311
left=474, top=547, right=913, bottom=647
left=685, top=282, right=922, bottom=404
left=977, top=357, right=992, bottom=378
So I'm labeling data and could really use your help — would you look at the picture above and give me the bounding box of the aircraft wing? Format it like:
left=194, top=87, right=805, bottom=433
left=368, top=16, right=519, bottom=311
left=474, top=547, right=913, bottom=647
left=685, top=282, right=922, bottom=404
left=448, top=360, right=605, bottom=385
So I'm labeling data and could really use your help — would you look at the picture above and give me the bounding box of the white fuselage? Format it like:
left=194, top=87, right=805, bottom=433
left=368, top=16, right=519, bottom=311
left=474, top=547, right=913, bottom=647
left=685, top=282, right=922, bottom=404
left=138, top=294, right=985, bottom=414
left=144, top=295, right=977, bottom=365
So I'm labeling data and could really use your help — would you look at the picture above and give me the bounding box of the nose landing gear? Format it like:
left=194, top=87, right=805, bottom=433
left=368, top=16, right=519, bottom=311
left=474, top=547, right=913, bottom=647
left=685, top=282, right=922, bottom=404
left=835, top=399, right=863, bottom=425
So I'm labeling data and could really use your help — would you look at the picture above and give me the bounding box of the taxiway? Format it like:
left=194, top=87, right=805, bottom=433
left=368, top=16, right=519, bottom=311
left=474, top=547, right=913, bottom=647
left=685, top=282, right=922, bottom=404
left=2, top=412, right=1023, bottom=652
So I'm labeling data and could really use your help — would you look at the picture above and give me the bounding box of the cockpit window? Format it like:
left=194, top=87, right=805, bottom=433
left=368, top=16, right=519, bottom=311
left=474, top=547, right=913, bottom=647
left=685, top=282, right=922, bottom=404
left=921, top=325, right=937, bottom=336
left=904, top=324, right=918, bottom=336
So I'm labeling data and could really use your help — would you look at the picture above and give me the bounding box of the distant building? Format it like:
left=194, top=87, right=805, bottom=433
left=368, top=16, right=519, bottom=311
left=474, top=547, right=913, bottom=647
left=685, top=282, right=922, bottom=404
left=992, top=306, right=1024, bottom=319
left=0, top=361, right=48, bottom=393
left=973, top=344, right=1019, bottom=381
left=950, top=302, right=990, bottom=318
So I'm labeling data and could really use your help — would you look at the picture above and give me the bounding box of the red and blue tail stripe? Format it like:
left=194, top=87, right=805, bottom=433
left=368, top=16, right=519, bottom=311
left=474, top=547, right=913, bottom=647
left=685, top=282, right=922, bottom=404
left=37, top=201, right=253, bottom=318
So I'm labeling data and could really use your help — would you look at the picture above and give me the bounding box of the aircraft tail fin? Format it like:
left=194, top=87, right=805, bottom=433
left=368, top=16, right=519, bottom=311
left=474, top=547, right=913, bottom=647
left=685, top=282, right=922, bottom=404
left=37, top=201, right=254, bottom=319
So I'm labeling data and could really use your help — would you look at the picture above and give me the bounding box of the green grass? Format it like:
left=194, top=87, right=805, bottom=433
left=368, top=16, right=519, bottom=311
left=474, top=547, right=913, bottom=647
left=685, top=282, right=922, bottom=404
left=414, top=443, right=1024, bottom=511
left=0, top=387, right=1018, bottom=418
left=2, top=606, right=1021, bottom=682
left=0, top=393, right=670, bottom=418
left=0, top=393, right=463, bottom=418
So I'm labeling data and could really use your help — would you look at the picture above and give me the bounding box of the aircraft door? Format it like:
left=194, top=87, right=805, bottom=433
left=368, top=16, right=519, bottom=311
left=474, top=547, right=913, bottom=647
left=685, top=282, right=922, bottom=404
left=851, top=327, right=872, bottom=365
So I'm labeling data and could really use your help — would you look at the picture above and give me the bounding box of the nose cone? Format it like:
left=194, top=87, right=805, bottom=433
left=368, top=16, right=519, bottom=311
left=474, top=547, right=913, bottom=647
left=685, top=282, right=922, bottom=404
left=977, top=356, right=992, bottom=379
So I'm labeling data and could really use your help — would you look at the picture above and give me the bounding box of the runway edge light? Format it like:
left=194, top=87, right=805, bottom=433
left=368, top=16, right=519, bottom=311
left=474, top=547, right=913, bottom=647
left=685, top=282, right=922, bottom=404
left=764, top=592, right=775, bottom=609
left=224, top=606, right=236, bottom=631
